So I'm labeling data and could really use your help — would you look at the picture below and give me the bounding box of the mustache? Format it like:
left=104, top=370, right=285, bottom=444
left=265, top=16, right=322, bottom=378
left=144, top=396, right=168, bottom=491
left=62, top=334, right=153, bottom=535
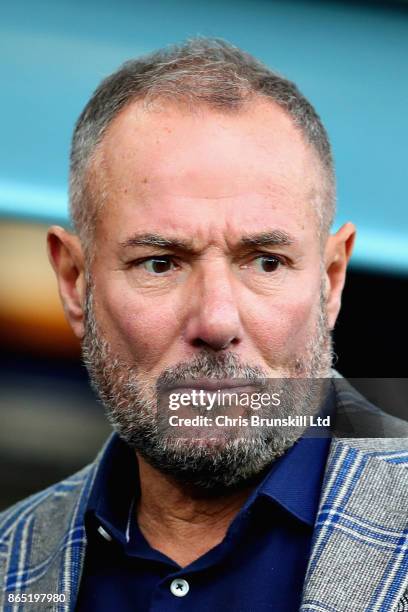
left=155, top=352, right=268, bottom=391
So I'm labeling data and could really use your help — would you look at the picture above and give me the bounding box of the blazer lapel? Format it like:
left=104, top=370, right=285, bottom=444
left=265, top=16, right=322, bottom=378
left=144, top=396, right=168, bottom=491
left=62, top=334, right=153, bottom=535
left=301, top=436, right=408, bottom=612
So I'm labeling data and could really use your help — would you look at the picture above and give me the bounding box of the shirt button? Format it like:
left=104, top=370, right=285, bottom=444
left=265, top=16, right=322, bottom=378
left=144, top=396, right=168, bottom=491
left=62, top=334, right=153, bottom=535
left=170, top=578, right=190, bottom=597
left=97, top=525, right=113, bottom=542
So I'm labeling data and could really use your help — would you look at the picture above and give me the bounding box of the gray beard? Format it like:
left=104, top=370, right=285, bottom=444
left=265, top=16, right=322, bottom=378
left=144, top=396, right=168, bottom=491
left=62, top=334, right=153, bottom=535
left=82, top=286, right=333, bottom=491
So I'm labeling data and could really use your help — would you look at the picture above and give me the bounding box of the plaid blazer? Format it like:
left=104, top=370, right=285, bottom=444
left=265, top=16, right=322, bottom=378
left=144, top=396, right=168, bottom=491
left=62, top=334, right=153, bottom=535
left=1, top=376, right=408, bottom=612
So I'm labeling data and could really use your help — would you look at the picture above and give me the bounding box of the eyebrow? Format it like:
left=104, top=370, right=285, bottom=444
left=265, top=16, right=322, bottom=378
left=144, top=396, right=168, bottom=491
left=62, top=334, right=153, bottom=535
left=240, top=230, right=296, bottom=248
left=119, top=233, right=193, bottom=251
left=118, top=229, right=297, bottom=252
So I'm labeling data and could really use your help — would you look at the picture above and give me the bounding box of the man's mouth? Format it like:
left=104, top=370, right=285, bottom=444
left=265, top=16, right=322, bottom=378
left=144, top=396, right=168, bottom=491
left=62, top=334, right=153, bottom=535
left=161, top=379, right=261, bottom=393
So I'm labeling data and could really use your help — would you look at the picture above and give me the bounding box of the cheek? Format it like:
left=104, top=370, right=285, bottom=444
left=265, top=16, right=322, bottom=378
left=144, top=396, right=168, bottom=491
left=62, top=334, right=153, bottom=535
left=243, top=286, right=320, bottom=358
left=95, top=283, right=181, bottom=369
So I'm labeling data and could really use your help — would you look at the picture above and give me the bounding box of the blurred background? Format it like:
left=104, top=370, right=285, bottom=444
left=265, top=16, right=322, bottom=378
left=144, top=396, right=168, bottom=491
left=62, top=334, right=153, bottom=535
left=1, top=0, right=407, bottom=511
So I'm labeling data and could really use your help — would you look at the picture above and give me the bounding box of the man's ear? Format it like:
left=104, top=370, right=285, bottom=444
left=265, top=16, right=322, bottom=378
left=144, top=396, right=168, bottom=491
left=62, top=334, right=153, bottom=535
left=323, top=222, right=356, bottom=330
left=47, top=225, right=87, bottom=339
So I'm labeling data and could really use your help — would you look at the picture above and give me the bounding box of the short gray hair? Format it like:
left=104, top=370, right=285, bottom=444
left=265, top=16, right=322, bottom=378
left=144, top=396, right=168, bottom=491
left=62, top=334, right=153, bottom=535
left=69, top=37, right=335, bottom=251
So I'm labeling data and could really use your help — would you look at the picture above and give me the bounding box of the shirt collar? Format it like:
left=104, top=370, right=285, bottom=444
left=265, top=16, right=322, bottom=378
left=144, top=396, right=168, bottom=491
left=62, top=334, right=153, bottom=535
left=256, top=435, right=332, bottom=526
left=254, top=384, right=336, bottom=526
left=86, top=433, right=140, bottom=544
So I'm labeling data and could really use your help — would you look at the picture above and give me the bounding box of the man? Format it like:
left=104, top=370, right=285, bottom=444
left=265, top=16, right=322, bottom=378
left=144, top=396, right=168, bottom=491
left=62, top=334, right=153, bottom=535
left=1, top=38, right=408, bottom=612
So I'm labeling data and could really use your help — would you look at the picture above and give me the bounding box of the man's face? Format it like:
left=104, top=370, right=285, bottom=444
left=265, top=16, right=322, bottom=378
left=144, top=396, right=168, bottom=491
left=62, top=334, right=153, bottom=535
left=78, top=98, right=334, bottom=488
left=89, top=99, right=327, bottom=377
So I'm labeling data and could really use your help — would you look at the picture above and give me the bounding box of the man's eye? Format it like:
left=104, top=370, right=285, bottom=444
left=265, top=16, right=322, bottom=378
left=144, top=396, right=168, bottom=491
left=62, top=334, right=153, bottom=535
left=253, top=255, right=283, bottom=273
left=140, top=257, right=177, bottom=275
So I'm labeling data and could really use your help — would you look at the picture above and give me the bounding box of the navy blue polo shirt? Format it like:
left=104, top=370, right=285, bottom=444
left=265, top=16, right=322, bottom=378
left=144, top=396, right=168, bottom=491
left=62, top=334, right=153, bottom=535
left=76, top=393, right=335, bottom=612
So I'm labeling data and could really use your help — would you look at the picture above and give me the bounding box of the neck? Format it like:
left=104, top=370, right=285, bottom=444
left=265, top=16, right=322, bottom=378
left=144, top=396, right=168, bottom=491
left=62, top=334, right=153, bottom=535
left=135, top=454, right=256, bottom=567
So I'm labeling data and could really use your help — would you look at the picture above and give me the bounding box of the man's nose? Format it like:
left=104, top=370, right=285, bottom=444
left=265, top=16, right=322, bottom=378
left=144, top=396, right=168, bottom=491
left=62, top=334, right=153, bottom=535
left=183, top=265, right=243, bottom=351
